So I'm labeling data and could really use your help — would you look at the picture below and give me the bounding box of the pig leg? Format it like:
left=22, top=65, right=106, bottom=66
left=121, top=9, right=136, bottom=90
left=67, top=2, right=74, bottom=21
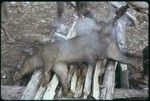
left=41, top=57, right=56, bottom=87
left=13, top=54, right=43, bottom=81
left=53, top=62, right=69, bottom=96
left=41, top=46, right=58, bottom=87
left=40, top=67, right=50, bottom=87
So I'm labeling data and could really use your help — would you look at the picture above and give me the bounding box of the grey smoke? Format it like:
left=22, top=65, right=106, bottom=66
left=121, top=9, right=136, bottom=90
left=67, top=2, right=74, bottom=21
left=57, top=17, right=101, bottom=63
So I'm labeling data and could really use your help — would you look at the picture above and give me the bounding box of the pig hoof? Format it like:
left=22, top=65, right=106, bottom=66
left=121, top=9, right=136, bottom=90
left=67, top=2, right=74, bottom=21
left=41, top=81, right=46, bottom=87
left=62, top=87, right=69, bottom=96
left=41, top=80, right=47, bottom=87
left=41, top=80, right=49, bottom=87
left=62, top=91, right=68, bottom=96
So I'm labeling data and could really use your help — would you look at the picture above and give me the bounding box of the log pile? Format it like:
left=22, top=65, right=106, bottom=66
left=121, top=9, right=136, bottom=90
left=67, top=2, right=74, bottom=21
left=1, top=2, right=148, bottom=100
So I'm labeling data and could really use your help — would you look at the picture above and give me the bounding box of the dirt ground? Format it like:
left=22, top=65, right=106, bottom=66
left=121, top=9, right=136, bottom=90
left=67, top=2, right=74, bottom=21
left=1, top=2, right=148, bottom=86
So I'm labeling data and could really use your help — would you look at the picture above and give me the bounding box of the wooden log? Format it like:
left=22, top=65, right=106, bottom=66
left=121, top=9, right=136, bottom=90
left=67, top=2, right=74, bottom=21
left=2, top=86, right=147, bottom=100
left=54, top=97, right=85, bottom=100
left=74, top=67, right=85, bottom=98
left=21, top=70, right=42, bottom=100
left=51, top=14, right=77, bottom=42
left=113, top=89, right=148, bottom=99
left=67, top=18, right=78, bottom=38
left=1, top=86, right=25, bottom=100
left=83, top=63, right=95, bottom=99
left=70, top=69, right=78, bottom=93
left=34, top=85, right=46, bottom=100
left=93, top=60, right=103, bottom=100
left=120, top=64, right=129, bottom=88
left=56, top=24, right=68, bottom=35
left=54, top=97, right=94, bottom=100
left=42, top=74, right=59, bottom=100
left=99, top=59, right=107, bottom=76
left=100, top=60, right=117, bottom=100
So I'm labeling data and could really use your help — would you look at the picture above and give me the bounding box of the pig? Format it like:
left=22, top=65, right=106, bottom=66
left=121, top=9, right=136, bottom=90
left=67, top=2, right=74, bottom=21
left=14, top=4, right=143, bottom=95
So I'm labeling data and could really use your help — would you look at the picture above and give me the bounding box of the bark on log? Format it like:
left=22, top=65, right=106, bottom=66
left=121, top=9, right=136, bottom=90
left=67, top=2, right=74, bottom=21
left=100, top=60, right=117, bottom=100
left=43, top=74, right=59, bottom=100
left=113, top=89, right=148, bottom=99
left=1, top=86, right=25, bottom=100
left=21, top=70, right=42, bottom=100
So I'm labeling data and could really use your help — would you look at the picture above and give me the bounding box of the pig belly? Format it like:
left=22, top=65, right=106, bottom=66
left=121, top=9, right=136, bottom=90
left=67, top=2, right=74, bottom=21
left=56, top=50, right=87, bottom=63
left=56, top=47, right=99, bottom=63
